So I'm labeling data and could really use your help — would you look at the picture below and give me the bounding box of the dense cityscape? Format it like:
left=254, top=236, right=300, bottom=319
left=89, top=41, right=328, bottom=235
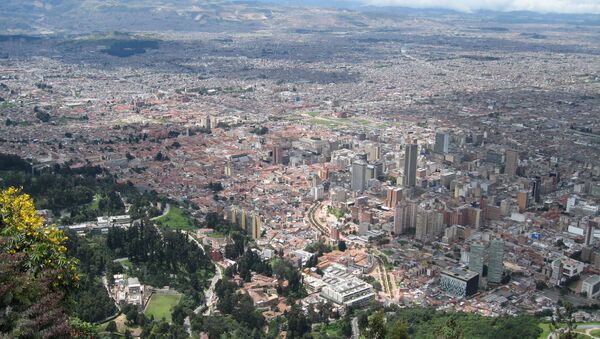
left=1, top=0, right=600, bottom=338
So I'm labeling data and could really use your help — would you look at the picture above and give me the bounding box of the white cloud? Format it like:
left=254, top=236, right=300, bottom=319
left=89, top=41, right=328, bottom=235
left=360, top=0, right=600, bottom=14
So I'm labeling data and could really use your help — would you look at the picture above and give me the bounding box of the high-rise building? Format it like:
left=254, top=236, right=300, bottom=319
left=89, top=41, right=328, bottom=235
left=228, top=207, right=237, bottom=225
left=224, top=162, right=233, bottom=177
left=240, top=210, right=248, bottom=231
left=201, top=115, right=212, bottom=130
left=393, top=200, right=417, bottom=235
left=505, top=149, right=519, bottom=176
left=250, top=213, right=261, bottom=240
left=532, top=176, right=542, bottom=203
left=415, top=209, right=443, bottom=242
left=311, top=185, right=325, bottom=201
left=366, top=143, right=381, bottom=162
left=434, top=132, right=450, bottom=154
left=488, top=240, right=505, bottom=284
left=385, top=186, right=403, bottom=209
left=403, top=143, right=418, bottom=188
left=366, top=165, right=376, bottom=181
left=351, top=160, right=367, bottom=192
left=330, top=225, right=340, bottom=241
left=272, top=146, right=284, bottom=165
left=330, top=186, right=348, bottom=206
left=517, top=190, right=529, bottom=212
left=585, top=220, right=597, bottom=246
left=469, top=242, right=485, bottom=276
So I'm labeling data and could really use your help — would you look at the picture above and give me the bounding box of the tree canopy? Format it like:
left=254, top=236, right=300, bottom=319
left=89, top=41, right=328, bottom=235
left=0, top=187, right=79, bottom=337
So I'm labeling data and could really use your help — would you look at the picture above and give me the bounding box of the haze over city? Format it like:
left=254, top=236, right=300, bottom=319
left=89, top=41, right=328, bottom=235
left=0, top=0, right=599, bottom=338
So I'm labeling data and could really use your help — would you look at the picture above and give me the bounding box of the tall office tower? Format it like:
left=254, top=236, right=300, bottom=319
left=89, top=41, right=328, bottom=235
left=351, top=160, right=367, bottom=192
left=251, top=213, right=261, bottom=240
left=532, top=176, right=542, bottom=203
left=272, top=145, right=283, bottom=165
left=488, top=239, right=505, bottom=284
left=434, top=132, right=450, bottom=154
left=403, top=143, right=418, bottom=188
left=385, top=187, right=403, bottom=208
left=517, top=190, right=529, bottom=212
left=505, top=149, right=519, bottom=176
left=366, top=165, right=376, bottom=181
left=585, top=220, right=597, bottom=246
left=469, top=242, right=485, bottom=276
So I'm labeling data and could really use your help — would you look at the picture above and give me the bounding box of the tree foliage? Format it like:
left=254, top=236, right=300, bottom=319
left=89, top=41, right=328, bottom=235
left=107, top=221, right=214, bottom=302
left=0, top=187, right=79, bottom=337
left=0, top=154, right=162, bottom=222
left=0, top=187, right=79, bottom=288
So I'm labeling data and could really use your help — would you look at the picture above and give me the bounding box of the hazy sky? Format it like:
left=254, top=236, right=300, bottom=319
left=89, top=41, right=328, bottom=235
left=360, top=0, right=600, bottom=14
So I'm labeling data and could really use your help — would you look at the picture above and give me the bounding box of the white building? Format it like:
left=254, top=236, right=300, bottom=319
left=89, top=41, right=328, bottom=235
left=582, top=275, right=600, bottom=299
left=311, top=185, right=325, bottom=201
left=319, top=266, right=375, bottom=307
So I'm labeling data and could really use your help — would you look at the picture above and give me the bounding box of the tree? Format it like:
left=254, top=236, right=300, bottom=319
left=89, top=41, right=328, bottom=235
left=366, top=310, right=387, bottom=339
left=340, top=314, right=353, bottom=337
left=106, top=321, right=117, bottom=333
left=436, top=317, right=463, bottom=339
left=553, top=302, right=576, bottom=339
left=287, top=304, right=310, bottom=338
left=387, top=319, right=409, bottom=339
left=172, top=304, right=186, bottom=326
left=35, top=110, right=51, bottom=122
left=338, top=240, right=347, bottom=251
left=0, top=187, right=79, bottom=288
left=358, top=312, right=369, bottom=330
left=0, top=187, right=78, bottom=337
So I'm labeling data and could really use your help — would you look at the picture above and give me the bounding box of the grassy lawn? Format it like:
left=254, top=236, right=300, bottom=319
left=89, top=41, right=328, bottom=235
left=305, top=111, right=320, bottom=117
left=98, top=314, right=143, bottom=337
left=539, top=322, right=600, bottom=339
left=119, top=258, right=132, bottom=271
left=144, top=293, right=182, bottom=323
left=208, top=232, right=226, bottom=238
left=382, top=249, right=394, bottom=256
left=155, top=207, right=194, bottom=230
left=306, top=114, right=379, bottom=130
left=354, top=118, right=372, bottom=126
left=308, top=117, right=342, bottom=128
left=310, top=321, right=344, bottom=337
left=538, top=323, right=551, bottom=339
left=89, top=194, right=102, bottom=211
left=0, top=102, right=16, bottom=109
left=590, top=329, right=600, bottom=337
left=568, top=279, right=579, bottom=291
